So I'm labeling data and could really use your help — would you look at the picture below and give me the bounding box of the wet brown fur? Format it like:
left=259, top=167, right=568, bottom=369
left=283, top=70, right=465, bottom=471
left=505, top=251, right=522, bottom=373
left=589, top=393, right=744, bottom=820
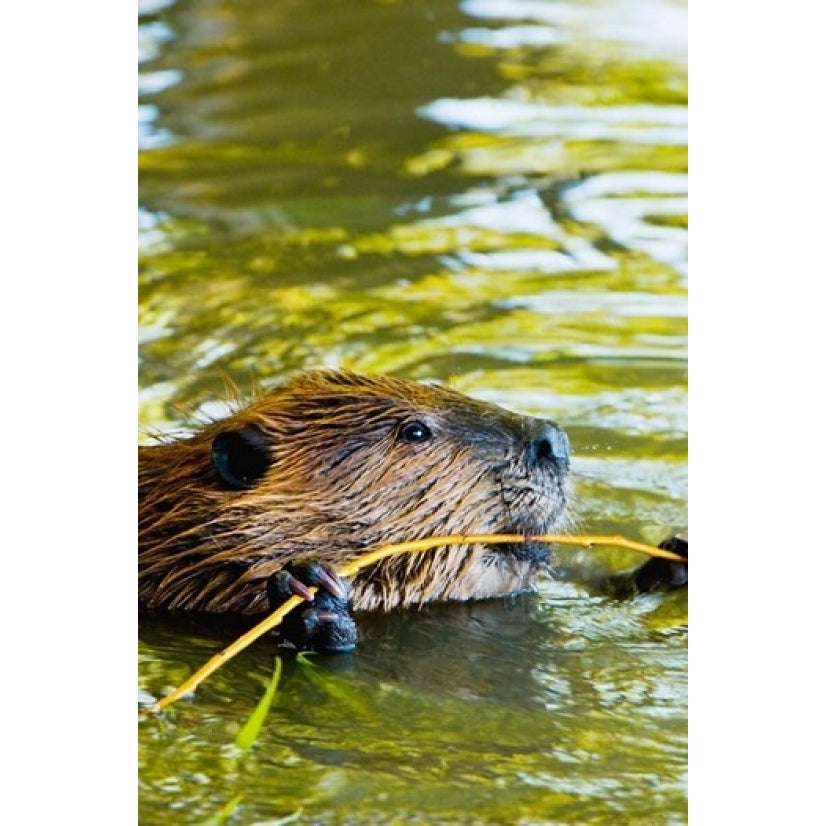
left=139, top=370, right=571, bottom=616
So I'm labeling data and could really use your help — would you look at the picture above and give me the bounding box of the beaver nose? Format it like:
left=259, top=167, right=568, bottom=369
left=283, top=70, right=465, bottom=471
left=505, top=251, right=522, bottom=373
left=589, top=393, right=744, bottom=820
left=524, top=421, right=570, bottom=470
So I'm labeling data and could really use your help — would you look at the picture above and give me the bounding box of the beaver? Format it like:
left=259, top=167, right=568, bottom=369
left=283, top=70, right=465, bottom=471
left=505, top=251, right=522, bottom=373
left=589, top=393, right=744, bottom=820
left=139, top=369, right=686, bottom=652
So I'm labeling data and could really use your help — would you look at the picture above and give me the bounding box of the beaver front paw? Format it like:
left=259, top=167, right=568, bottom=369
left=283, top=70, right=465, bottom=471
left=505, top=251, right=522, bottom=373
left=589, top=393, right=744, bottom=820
left=266, top=560, right=359, bottom=654
left=633, top=535, right=688, bottom=593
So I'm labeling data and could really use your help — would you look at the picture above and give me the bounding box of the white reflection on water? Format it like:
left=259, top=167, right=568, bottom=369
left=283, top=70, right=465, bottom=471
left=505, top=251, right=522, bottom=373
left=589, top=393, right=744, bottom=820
left=138, top=206, right=171, bottom=253
left=473, top=386, right=687, bottom=439
left=138, top=0, right=176, bottom=13
left=566, top=171, right=689, bottom=200
left=437, top=189, right=561, bottom=235
left=419, top=98, right=687, bottom=146
left=138, top=20, right=175, bottom=64
left=462, top=0, right=687, bottom=60
left=573, top=456, right=688, bottom=499
left=453, top=247, right=611, bottom=273
left=501, top=289, right=687, bottom=318
left=563, top=172, right=688, bottom=279
left=407, top=189, right=618, bottom=273
left=138, top=68, right=182, bottom=97
left=439, top=25, right=563, bottom=49
left=138, top=104, right=174, bottom=151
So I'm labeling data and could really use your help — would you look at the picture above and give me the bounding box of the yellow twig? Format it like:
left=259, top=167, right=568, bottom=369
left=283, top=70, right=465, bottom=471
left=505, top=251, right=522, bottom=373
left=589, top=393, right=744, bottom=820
left=145, top=533, right=684, bottom=713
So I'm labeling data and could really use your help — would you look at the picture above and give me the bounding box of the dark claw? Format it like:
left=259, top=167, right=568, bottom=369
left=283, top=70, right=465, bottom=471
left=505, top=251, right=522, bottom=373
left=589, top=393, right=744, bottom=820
left=266, top=559, right=359, bottom=654
left=633, top=534, right=688, bottom=593
left=305, top=563, right=347, bottom=601
left=287, top=560, right=346, bottom=600
left=269, top=570, right=315, bottom=602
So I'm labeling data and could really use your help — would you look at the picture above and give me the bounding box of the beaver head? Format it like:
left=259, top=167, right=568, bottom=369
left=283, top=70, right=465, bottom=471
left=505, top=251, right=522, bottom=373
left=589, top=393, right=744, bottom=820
left=139, top=370, right=572, bottom=614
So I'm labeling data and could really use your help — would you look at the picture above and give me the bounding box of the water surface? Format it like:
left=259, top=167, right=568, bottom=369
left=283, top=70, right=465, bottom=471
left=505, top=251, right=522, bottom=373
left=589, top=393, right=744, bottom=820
left=139, top=1, right=687, bottom=822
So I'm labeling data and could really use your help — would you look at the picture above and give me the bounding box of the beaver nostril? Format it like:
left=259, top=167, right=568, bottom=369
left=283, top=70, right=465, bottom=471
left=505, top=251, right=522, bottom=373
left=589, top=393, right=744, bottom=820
left=525, top=422, right=570, bottom=469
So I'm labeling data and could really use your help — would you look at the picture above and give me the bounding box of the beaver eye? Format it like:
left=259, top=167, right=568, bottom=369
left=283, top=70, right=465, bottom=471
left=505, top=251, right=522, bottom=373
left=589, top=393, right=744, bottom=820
left=398, top=421, right=432, bottom=444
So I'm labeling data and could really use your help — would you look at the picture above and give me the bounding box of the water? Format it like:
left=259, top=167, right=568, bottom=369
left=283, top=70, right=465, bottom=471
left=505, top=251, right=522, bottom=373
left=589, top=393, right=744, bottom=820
left=138, top=0, right=687, bottom=822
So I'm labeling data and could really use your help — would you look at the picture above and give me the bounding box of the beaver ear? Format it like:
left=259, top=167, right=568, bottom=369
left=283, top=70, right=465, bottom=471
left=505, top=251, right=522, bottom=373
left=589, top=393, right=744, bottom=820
left=211, top=425, right=271, bottom=489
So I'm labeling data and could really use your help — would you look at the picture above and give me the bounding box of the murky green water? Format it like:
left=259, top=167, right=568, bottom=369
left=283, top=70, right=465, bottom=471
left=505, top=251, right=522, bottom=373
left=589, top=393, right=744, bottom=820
left=139, top=0, right=687, bottom=823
